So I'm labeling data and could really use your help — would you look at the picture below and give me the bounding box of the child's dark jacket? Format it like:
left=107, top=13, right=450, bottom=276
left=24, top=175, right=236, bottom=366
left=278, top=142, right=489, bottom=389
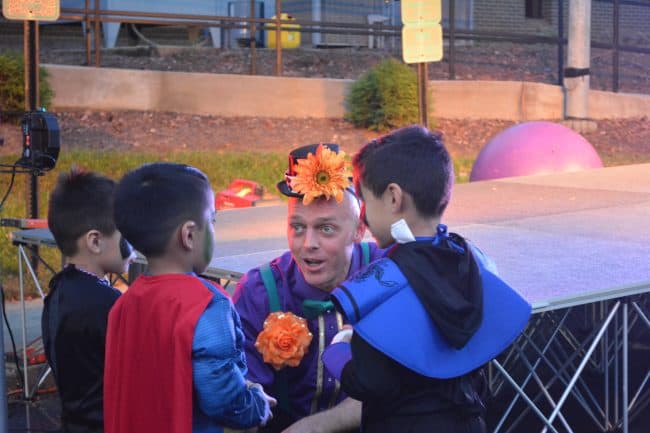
left=331, top=231, right=531, bottom=433
left=42, top=265, right=121, bottom=433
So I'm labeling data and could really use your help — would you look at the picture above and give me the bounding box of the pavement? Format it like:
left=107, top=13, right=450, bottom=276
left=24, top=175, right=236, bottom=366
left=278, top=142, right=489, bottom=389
left=3, top=300, right=44, bottom=355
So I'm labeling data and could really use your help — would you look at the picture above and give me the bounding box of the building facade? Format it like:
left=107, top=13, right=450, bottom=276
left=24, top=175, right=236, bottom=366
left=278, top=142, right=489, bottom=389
left=274, top=0, right=649, bottom=47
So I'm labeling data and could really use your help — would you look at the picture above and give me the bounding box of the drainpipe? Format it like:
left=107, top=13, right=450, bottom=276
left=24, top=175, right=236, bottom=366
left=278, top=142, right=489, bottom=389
left=312, top=0, right=321, bottom=46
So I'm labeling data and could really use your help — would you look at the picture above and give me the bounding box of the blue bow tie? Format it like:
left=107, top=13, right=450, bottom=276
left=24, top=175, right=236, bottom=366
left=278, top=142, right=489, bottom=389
left=302, top=299, right=335, bottom=319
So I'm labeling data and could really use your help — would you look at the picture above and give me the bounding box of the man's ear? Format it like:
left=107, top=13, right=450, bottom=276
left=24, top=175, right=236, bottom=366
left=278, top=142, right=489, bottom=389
left=385, top=183, right=404, bottom=213
left=84, top=230, right=102, bottom=255
left=179, top=221, right=198, bottom=251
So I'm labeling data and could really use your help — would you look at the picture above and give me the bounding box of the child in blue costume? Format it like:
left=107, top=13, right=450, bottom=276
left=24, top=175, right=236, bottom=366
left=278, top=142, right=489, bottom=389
left=322, top=126, right=531, bottom=433
left=105, top=163, right=274, bottom=433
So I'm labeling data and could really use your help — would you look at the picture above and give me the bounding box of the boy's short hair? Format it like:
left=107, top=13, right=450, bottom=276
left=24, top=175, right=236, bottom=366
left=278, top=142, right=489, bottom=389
left=48, top=167, right=117, bottom=257
left=114, top=163, right=212, bottom=258
left=353, top=125, right=454, bottom=218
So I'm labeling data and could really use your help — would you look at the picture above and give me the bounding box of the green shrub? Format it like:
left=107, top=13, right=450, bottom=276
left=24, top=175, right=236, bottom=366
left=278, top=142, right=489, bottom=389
left=345, top=58, right=422, bottom=131
left=0, top=51, right=54, bottom=118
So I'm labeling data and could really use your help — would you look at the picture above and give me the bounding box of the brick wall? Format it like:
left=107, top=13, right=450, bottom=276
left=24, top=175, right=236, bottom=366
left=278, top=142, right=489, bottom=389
left=473, top=0, right=650, bottom=43
left=473, top=0, right=557, bottom=34
left=574, top=0, right=650, bottom=44
left=278, top=0, right=650, bottom=47
left=547, top=0, right=650, bottom=43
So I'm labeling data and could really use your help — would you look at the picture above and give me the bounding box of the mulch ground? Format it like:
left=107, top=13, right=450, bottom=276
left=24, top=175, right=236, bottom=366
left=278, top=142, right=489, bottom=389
left=2, top=113, right=649, bottom=167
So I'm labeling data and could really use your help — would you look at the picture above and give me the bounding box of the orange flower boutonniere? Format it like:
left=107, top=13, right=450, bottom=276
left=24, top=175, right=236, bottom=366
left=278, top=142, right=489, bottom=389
left=288, top=144, right=351, bottom=205
left=255, top=312, right=313, bottom=370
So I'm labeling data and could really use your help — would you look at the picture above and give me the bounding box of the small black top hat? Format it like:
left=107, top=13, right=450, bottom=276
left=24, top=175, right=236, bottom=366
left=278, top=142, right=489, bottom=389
left=277, top=143, right=342, bottom=198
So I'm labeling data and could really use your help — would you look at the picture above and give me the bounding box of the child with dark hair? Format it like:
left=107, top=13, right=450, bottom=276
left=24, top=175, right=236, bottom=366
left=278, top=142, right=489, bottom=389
left=104, top=162, right=274, bottom=433
left=42, top=167, right=133, bottom=433
left=322, top=125, right=531, bottom=433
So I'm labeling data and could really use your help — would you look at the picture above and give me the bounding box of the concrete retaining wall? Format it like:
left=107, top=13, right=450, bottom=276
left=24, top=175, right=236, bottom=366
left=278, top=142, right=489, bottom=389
left=45, top=64, right=650, bottom=120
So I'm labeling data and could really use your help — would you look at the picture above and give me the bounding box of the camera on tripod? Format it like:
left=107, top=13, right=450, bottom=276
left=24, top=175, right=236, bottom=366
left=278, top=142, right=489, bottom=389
left=15, top=110, right=60, bottom=173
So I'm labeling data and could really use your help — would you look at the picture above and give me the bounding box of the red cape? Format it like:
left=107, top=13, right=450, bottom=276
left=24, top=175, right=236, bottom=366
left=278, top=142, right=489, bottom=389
left=104, top=274, right=215, bottom=433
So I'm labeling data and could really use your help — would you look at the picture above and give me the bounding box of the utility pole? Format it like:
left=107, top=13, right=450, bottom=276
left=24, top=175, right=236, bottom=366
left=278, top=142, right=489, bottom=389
left=564, top=0, right=597, bottom=132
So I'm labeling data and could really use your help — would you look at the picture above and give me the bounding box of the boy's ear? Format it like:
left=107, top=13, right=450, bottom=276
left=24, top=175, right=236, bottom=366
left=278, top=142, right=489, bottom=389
left=385, top=183, right=404, bottom=213
left=179, top=220, right=198, bottom=251
left=83, top=230, right=102, bottom=255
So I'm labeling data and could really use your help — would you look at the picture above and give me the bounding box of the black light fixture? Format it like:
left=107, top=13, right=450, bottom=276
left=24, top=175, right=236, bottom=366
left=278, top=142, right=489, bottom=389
left=16, top=110, right=60, bottom=172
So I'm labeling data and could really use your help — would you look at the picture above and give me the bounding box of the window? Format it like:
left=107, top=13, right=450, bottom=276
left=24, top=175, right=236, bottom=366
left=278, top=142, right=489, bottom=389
left=525, top=0, right=543, bottom=18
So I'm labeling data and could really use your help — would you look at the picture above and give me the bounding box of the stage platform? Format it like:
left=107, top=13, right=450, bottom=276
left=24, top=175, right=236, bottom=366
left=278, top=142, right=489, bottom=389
left=5, top=163, right=650, bottom=433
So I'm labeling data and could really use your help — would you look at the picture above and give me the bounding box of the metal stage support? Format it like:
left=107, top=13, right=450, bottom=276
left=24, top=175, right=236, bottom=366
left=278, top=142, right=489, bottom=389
left=15, top=244, right=52, bottom=402
left=9, top=227, right=650, bottom=433
left=490, top=294, right=650, bottom=433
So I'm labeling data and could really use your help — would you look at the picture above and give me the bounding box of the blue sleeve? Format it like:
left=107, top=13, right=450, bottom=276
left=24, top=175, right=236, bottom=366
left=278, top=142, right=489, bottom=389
left=192, top=293, right=271, bottom=429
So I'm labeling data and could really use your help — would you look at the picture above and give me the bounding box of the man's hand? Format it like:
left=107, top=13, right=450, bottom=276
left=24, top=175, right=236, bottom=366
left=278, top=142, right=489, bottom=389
left=282, top=398, right=361, bottom=433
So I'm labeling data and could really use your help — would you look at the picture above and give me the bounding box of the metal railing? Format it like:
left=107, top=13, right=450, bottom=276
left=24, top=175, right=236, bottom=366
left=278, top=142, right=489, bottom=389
left=20, top=0, right=646, bottom=93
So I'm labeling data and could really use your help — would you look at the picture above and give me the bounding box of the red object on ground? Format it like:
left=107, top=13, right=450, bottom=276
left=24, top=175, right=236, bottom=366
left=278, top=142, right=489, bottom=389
left=0, top=218, right=48, bottom=229
left=216, top=179, right=264, bottom=210
left=26, top=343, right=47, bottom=365
left=4, top=337, right=48, bottom=366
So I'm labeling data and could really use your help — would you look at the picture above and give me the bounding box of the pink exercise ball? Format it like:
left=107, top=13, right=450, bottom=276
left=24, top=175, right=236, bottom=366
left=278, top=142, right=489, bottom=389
left=469, top=121, right=603, bottom=182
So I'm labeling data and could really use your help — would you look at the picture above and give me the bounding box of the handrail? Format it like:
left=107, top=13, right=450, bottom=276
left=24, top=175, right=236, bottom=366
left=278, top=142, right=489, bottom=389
left=4, top=0, right=644, bottom=92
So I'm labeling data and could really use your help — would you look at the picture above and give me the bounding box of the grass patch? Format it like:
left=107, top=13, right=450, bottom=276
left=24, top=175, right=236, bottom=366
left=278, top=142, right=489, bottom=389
left=0, top=150, right=285, bottom=280
left=453, top=157, right=475, bottom=184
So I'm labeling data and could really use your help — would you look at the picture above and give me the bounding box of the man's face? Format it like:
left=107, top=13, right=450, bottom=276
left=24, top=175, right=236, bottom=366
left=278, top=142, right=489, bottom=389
left=287, top=192, right=363, bottom=292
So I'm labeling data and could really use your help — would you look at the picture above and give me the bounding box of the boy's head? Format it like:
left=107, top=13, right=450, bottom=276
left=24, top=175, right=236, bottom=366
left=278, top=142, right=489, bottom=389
left=352, top=125, right=454, bottom=247
left=114, top=163, right=215, bottom=274
left=48, top=167, right=130, bottom=274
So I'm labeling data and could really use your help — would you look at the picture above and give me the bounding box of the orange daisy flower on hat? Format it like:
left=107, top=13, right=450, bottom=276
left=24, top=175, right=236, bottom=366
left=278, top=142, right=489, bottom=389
left=289, top=144, right=350, bottom=205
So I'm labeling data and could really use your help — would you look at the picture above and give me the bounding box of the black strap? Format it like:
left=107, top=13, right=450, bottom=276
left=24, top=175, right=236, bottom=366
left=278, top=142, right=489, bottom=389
left=564, top=67, right=590, bottom=78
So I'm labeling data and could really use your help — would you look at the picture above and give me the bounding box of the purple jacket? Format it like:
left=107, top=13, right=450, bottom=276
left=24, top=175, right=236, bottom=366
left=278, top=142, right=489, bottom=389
left=233, top=242, right=382, bottom=423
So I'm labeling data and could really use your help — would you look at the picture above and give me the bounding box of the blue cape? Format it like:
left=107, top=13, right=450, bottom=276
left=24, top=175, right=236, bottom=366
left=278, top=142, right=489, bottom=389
left=331, top=256, right=531, bottom=379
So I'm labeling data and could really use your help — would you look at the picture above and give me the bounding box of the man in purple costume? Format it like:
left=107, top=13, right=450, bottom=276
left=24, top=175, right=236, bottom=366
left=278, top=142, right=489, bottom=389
left=233, top=144, right=383, bottom=433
